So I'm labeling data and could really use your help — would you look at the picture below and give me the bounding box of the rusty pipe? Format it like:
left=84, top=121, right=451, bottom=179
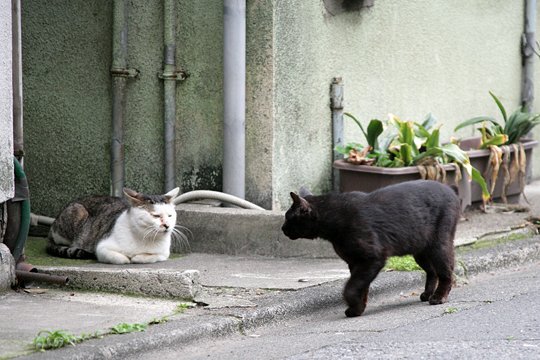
left=16, top=262, right=69, bottom=286
left=16, top=270, right=69, bottom=286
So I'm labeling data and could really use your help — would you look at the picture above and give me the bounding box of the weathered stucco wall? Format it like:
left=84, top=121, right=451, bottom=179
left=270, top=0, right=526, bottom=209
left=23, top=1, right=224, bottom=216
left=0, top=0, right=13, bottom=203
left=22, top=0, right=532, bottom=214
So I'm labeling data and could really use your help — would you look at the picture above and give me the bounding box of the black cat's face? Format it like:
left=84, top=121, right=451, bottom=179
left=281, top=192, right=319, bottom=240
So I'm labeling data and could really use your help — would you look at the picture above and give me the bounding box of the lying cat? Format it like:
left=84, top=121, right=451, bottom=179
left=281, top=180, right=460, bottom=317
left=47, top=187, right=186, bottom=264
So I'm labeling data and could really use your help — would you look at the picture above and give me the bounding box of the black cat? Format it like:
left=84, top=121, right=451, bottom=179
left=281, top=180, right=460, bottom=317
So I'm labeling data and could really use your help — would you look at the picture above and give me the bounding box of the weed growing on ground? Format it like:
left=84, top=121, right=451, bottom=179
left=109, top=322, right=147, bottom=334
left=31, top=303, right=196, bottom=352
left=443, top=307, right=459, bottom=315
left=385, top=255, right=421, bottom=271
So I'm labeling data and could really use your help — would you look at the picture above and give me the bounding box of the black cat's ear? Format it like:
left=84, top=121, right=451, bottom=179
left=299, top=186, right=313, bottom=197
left=290, top=192, right=301, bottom=206
left=290, top=192, right=311, bottom=210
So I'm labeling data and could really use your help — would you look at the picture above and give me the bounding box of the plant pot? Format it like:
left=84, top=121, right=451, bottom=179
left=458, top=137, right=538, bottom=204
left=333, top=160, right=462, bottom=193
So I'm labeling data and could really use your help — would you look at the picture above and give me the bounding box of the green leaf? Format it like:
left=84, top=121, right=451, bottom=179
left=421, top=113, right=438, bottom=131
left=454, top=116, right=498, bottom=132
left=471, top=167, right=491, bottom=201
left=489, top=91, right=508, bottom=123
left=366, top=119, right=384, bottom=149
left=425, top=127, right=440, bottom=149
left=480, top=134, right=508, bottom=148
left=399, top=144, right=414, bottom=166
left=344, top=112, right=368, bottom=142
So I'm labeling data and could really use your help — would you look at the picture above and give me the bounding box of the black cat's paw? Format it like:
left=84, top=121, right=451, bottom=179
left=345, top=307, right=363, bottom=318
left=428, top=296, right=447, bottom=305
left=420, top=292, right=431, bottom=302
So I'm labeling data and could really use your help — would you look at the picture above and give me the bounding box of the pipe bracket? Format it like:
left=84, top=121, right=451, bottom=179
left=159, top=68, right=189, bottom=81
left=110, top=67, right=140, bottom=78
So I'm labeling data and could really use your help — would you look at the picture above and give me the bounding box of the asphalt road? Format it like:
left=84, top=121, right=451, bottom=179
left=131, top=261, right=540, bottom=360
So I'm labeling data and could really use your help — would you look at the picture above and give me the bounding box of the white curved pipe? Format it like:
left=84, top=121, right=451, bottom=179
left=30, top=213, right=55, bottom=226
left=173, top=190, right=264, bottom=210
left=31, top=190, right=265, bottom=228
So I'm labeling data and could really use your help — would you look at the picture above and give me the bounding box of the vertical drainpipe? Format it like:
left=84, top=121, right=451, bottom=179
left=223, top=0, right=246, bottom=199
left=12, top=0, right=23, bottom=161
left=521, top=0, right=536, bottom=112
left=162, top=0, right=177, bottom=192
left=330, top=77, right=344, bottom=192
left=110, top=0, right=128, bottom=197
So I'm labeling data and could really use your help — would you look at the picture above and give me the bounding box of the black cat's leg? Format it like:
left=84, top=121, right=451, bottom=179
left=343, top=261, right=384, bottom=317
left=428, top=245, right=455, bottom=305
left=413, top=253, right=438, bottom=302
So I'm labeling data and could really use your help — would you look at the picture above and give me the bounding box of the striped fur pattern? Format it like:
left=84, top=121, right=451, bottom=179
left=47, top=187, right=183, bottom=264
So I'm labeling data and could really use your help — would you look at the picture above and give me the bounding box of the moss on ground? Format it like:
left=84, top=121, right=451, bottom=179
left=23, top=236, right=184, bottom=267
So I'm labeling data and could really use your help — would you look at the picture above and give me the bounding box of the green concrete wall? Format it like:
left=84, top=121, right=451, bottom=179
left=23, top=1, right=224, bottom=216
left=22, top=0, right=532, bottom=215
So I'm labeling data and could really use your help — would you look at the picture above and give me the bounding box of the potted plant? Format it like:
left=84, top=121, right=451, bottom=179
left=454, top=92, right=539, bottom=204
left=333, top=113, right=490, bottom=208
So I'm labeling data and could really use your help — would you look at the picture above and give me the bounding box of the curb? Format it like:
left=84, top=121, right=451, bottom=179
left=24, top=236, right=540, bottom=360
left=38, top=266, right=202, bottom=300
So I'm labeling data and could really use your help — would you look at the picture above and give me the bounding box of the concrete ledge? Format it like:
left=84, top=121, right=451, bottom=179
left=0, top=243, right=15, bottom=292
left=39, top=266, right=201, bottom=300
left=174, top=204, right=336, bottom=257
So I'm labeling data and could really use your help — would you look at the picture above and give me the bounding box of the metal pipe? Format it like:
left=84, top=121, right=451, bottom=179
left=110, top=0, right=128, bottom=197
left=223, top=0, right=246, bottom=199
left=12, top=0, right=23, bottom=159
left=16, top=270, right=69, bottom=286
left=11, top=157, right=30, bottom=262
left=163, top=0, right=177, bottom=192
left=521, top=0, right=536, bottom=112
left=330, top=77, right=344, bottom=191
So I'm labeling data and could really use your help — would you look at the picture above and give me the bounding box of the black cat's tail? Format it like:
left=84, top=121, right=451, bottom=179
left=46, top=240, right=96, bottom=260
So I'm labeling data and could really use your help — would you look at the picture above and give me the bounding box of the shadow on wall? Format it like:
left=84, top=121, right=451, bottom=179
left=323, top=0, right=375, bottom=15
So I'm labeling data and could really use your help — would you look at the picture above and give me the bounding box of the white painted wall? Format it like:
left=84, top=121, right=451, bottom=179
left=0, top=0, right=13, bottom=203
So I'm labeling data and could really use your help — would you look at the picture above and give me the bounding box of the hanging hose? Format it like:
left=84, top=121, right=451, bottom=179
left=11, top=157, right=30, bottom=262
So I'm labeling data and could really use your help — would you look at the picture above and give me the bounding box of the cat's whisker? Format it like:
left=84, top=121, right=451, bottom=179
left=174, top=224, right=193, bottom=241
left=142, top=227, right=155, bottom=242
left=171, top=225, right=191, bottom=252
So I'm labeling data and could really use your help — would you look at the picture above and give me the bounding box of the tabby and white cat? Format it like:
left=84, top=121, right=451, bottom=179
left=47, top=187, right=186, bottom=264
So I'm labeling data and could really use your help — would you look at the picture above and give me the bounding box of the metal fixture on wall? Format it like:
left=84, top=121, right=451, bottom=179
left=330, top=77, right=344, bottom=192
left=223, top=0, right=246, bottom=200
left=12, top=0, right=23, bottom=161
left=521, top=0, right=536, bottom=112
left=110, top=0, right=139, bottom=197
left=160, top=0, right=188, bottom=193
